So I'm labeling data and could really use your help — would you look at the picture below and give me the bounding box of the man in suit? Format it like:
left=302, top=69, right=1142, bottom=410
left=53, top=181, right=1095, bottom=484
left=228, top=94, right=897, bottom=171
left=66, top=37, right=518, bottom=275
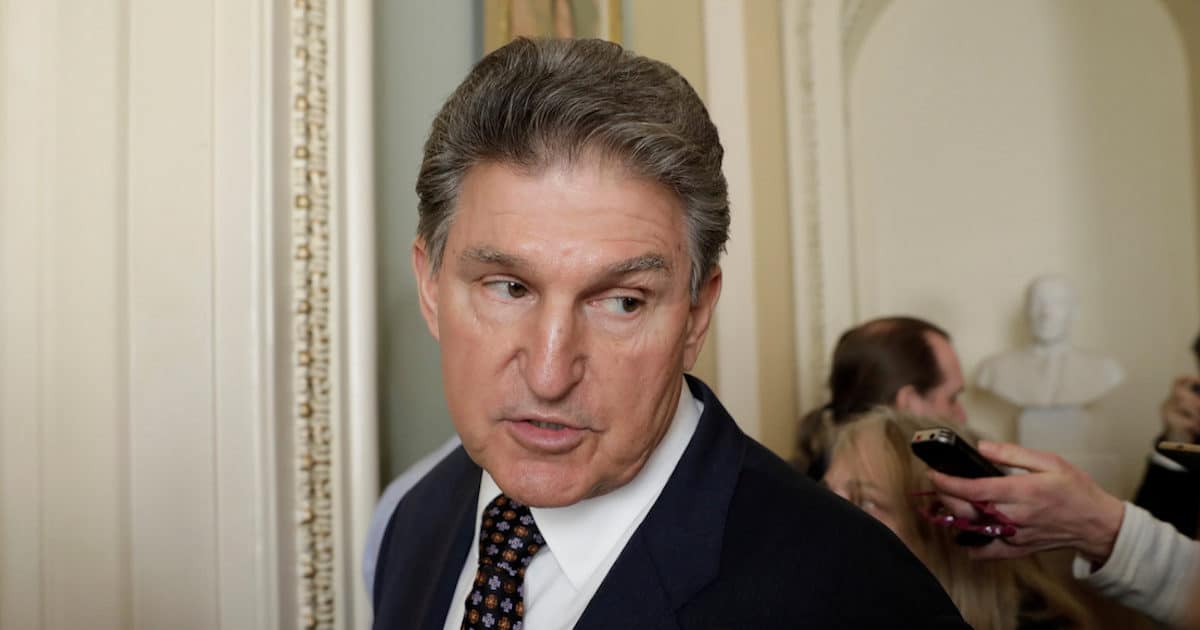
left=372, top=37, right=968, bottom=629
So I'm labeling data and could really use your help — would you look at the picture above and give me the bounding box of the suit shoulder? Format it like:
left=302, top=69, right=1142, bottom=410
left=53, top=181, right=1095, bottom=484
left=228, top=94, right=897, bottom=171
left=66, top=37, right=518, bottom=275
left=713, top=439, right=967, bottom=627
left=733, top=438, right=858, bottom=522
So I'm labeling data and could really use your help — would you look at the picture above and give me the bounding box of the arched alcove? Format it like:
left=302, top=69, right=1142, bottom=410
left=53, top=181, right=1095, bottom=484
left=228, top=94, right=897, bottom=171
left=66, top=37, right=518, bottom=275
left=837, top=0, right=1199, bottom=495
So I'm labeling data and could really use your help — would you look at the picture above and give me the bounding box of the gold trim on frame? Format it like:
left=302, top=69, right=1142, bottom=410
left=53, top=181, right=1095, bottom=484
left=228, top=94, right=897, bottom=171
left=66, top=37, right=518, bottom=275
left=291, top=0, right=335, bottom=627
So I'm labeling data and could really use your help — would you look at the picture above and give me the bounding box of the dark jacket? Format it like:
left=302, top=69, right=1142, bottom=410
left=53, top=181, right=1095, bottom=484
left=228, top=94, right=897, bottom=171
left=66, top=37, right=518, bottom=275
left=372, top=376, right=968, bottom=629
left=1133, top=452, right=1199, bottom=538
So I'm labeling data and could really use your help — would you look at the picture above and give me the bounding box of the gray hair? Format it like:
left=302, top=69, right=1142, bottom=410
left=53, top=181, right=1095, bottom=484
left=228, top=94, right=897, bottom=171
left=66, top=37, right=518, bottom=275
left=415, top=37, right=729, bottom=301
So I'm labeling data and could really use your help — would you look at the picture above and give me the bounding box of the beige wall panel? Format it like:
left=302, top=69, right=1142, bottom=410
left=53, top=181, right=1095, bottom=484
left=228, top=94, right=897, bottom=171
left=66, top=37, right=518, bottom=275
left=849, top=0, right=1200, bottom=496
left=744, top=0, right=798, bottom=457
left=212, top=0, right=280, bottom=627
left=1, top=3, right=132, bottom=629
left=704, top=0, right=762, bottom=437
left=625, top=0, right=719, bottom=387
left=4, top=1, right=285, bottom=628
left=1, top=1, right=50, bottom=628
left=39, top=1, right=132, bottom=628
left=625, top=0, right=707, bottom=99
left=126, top=0, right=219, bottom=627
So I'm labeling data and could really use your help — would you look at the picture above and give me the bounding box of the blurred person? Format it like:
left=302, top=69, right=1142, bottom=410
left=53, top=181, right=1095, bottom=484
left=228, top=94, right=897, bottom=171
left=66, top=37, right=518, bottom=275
left=825, top=408, right=1093, bottom=630
left=793, top=316, right=967, bottom=479
left=927, top=440, right=1200, bottom=627
left=1132, top=370, right=1200, bottom=538
left=370, top=37, right=968, bottom=629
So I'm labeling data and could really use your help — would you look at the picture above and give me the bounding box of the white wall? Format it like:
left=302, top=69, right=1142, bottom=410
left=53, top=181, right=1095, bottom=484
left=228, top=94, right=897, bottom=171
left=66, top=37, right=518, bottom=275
left=848, top=0, right=1200, bottom=496
left=0, top=1, right=280, bottom=627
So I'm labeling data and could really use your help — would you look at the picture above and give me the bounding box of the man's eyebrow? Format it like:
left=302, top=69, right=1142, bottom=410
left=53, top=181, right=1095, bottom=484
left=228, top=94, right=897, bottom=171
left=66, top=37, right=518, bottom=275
left=605, top=254, right=671, bottom=277
left=459, top=248, right=671, bottom=278
left=459, top=246, right=529, bottom=269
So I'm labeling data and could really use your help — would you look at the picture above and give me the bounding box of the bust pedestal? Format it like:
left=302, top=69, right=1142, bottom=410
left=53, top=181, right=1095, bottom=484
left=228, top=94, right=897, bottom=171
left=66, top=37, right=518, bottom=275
left=1015, top=406, right=1122, bottom=493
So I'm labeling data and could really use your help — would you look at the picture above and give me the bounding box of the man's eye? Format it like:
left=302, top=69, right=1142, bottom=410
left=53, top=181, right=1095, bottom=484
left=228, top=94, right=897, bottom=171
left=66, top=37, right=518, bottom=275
left=484, top=280, right=529, bottom=299
left=598, top=296, right=642, bottom=314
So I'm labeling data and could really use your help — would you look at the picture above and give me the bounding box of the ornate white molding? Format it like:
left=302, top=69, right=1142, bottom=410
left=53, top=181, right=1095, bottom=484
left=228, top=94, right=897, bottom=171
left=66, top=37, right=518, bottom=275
left=340, top=0, right=380, bottom=625
left=780, top=0, right=829, bottom=414
left=780, top=0, right=865, bottom=413
left=289, top=1, right=379, bottom=627
left=290, top=0, right=336, bottom=627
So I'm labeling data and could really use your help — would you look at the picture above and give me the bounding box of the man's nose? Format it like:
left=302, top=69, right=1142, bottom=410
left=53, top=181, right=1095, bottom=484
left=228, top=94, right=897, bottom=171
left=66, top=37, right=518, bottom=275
left=519, top=300, right=586, bottom=401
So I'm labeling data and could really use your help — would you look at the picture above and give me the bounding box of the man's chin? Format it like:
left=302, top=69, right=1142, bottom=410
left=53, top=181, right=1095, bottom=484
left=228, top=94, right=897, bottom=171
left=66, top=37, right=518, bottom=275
left=490, top=465, right=594, bottom=508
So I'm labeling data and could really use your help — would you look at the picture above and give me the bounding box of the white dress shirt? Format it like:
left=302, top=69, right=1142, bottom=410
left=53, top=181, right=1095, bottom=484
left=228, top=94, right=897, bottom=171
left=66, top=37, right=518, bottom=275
left=441, top=378, right=703, bottom=630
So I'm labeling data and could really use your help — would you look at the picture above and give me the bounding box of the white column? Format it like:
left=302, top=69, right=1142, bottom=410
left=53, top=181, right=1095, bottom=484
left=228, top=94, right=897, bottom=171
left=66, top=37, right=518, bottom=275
left=704, top=0, right=763, bottom=438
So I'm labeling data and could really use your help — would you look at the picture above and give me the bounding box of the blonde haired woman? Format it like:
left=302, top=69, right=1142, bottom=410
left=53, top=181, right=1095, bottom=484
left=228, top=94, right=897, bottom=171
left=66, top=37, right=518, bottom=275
left=823, top=408, right=1093, bottom=630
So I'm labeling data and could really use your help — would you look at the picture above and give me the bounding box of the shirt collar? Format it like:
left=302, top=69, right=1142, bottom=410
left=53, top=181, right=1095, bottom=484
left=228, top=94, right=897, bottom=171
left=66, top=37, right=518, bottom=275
left=477, top=377, right=703, bottom=590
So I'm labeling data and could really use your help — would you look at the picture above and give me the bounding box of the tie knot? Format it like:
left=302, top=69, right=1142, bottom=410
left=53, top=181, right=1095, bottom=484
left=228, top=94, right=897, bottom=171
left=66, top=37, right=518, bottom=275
left=478, top=494, right=545, bottom=576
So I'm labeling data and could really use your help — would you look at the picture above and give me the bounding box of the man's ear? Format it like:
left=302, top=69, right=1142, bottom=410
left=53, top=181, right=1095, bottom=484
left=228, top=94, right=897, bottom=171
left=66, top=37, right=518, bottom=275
left=412, top=238, right=441, bottom=341
left=682, top=266, right=722, bottom=371
left=894, top=384, right=922, bottom=415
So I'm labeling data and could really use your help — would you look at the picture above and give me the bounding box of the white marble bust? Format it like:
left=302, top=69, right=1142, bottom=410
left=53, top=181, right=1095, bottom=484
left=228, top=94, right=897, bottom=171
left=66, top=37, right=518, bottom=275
left=977, top=275, right=1124, bottom=408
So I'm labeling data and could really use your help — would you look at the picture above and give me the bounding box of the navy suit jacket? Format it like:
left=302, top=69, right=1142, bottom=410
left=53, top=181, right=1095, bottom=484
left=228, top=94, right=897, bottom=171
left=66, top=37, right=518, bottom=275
left=372, top=376, right=968, bottom=629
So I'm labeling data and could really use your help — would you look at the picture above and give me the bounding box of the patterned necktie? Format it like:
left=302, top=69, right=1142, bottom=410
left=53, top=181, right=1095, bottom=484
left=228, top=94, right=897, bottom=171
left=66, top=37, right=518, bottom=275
left=460, top=494, right=546, bottom=630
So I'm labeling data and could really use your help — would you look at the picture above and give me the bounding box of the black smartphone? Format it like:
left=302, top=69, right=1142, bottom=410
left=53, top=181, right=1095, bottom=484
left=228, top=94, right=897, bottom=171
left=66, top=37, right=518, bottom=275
left=911, top=428, right=1007, bottom=546
left=911, top=428, right=1006, bottom=479
left=1158, top=441, right=1200, bottom=472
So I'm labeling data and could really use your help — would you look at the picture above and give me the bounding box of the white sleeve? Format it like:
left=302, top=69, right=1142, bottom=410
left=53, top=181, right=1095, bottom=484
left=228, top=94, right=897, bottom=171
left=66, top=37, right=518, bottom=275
left=1072, top=502, right=1200, bottom=625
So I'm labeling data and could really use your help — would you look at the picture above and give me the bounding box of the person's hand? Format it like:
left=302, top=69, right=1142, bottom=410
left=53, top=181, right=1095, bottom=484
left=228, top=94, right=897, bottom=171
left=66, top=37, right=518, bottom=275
left=1161, top=375, right=1200, bottom=444
left=926, top=441, right=1125, bottom=564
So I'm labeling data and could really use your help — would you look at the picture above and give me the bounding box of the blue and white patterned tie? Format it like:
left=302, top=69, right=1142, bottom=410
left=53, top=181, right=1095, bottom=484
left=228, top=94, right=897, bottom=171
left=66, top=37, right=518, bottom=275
left=460, top=494, right=546, bottom=630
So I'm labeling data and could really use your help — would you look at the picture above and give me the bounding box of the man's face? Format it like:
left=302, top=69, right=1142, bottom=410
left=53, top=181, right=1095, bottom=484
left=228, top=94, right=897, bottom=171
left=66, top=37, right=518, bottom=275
left=413, top=158, right=720, bottom=508
left=901, top=333, right=967, bottom=425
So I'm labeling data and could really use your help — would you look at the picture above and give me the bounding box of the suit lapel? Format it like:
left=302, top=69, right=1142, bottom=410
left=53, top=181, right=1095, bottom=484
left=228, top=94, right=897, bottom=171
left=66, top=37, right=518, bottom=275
left=419, top=452, right=480, bottom=630
left=574, top=376, right=745, bottom=629
left=571, top=532, right=679, bottom=630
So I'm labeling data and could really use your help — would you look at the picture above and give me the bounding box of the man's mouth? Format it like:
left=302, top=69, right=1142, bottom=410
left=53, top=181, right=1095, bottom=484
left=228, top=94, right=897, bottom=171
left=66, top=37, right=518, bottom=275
left=504, top=417, right=587, bottom=453
left=528, top=419, right=568, bottom=431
